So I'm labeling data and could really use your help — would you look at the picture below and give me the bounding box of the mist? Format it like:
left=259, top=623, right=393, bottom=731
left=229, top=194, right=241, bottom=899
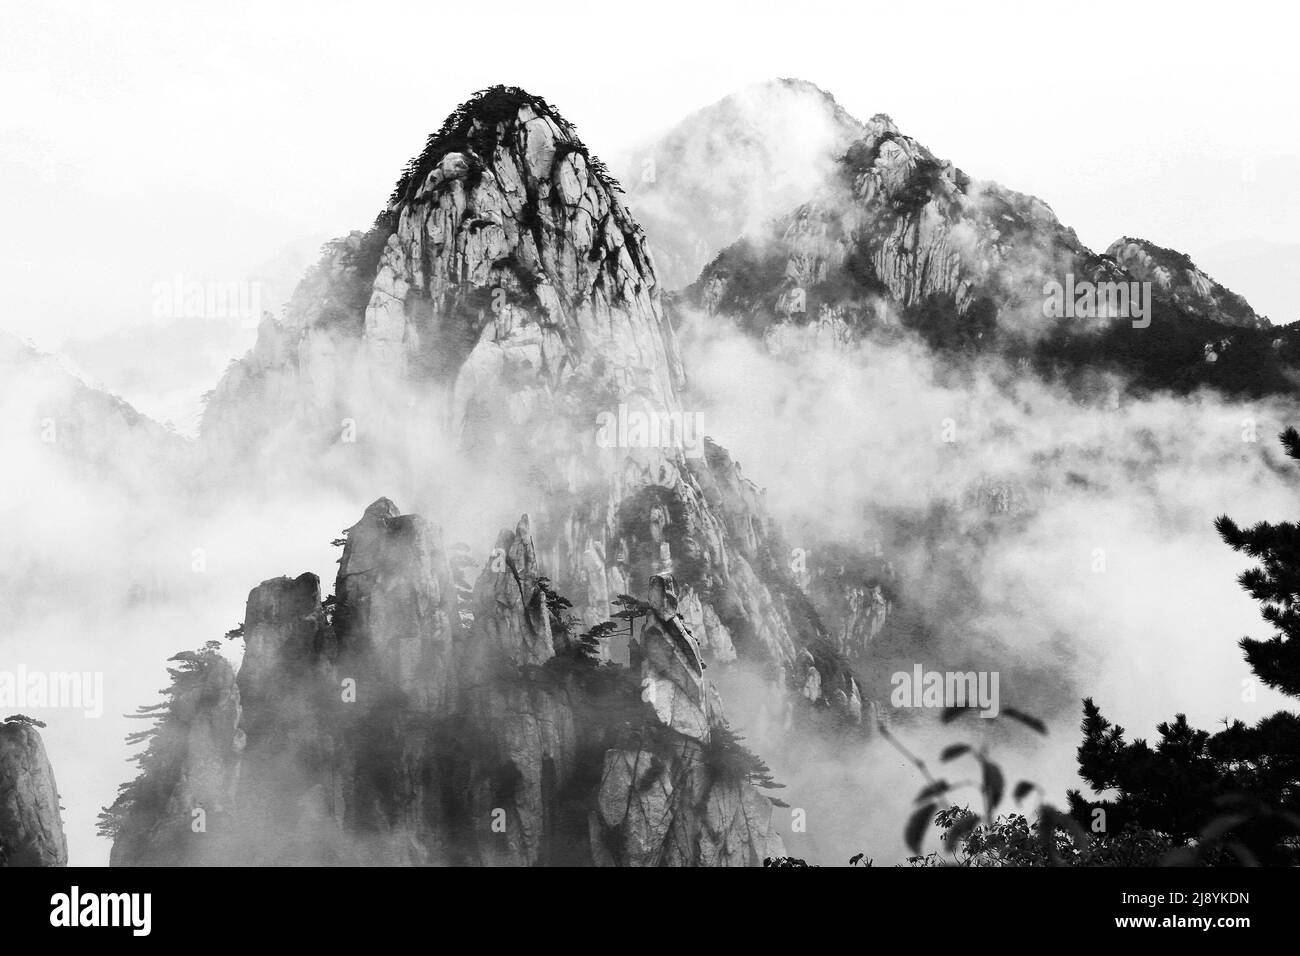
left=6, top=219, right=1299, bottom=866
left=673, top=307, right=1298, bottom=862
left=3, top=5, right=1298, bottom=865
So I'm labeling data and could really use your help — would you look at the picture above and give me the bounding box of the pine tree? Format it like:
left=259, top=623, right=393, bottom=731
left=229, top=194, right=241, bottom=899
left=1215, top=426, right=1300, bottom=698
left=1068, top=428, right=1300, bottom=864
left=96, top=642, right=229, bottom=842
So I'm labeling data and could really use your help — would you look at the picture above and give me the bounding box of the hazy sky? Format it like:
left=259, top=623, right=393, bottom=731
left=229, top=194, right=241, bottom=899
left=3, top=0, right=1299, bottom=348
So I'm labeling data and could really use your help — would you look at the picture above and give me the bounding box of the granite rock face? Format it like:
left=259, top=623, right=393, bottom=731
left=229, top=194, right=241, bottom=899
left=106, top=499, right=787, bottom=866
left=679, top=110, right=1295, bottom=402
left=102, top=87, right=892, bottom=866
left=1106, top=236, right=1267, bottom=329
left=0, top=717, right=69, bottom=866
left=202, top=87, right=682, bottom=456
left=201, top=87, right=866, bottom=722
left=687, top=112, right=1129, bottom=346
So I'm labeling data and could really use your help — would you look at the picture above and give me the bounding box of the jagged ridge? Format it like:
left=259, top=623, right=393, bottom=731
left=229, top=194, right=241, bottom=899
left=684, top=112, right=1299, bottom=396
left=199, top=85, right=872, bottom=734
left=103, top=499, right=787, bottom=866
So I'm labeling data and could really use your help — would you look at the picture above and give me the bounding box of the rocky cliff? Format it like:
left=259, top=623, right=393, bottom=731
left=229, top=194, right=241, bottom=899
left=201, top=87, right=865, bottom=725
left=687, top=113, right=1123, bottom=342
left=668, top=101, right=1300, bottom=697
left=683, top=114, right=1298, bottom=396
left=1106, top=236, right=1268, bottom=329
left=0, top=716, right=68, bottom=866
left=104, top=498, right=787, bottom=866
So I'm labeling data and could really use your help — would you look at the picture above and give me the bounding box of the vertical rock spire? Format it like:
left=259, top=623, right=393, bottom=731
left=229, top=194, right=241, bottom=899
left=0, top=716, right=68, bottom=866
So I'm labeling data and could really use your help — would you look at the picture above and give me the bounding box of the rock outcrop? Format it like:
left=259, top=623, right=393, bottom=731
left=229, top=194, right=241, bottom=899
left=688, top=113, right=1128, bottom=344
left=0, top=716, right=68, bottom=866
left=201, top=86, right=865, bottom=722
left=105, top=499, right=786, bottom=866
left=1106, top=236, right=1267, bottom=329
left=682, top=113, right=1296, bottom=396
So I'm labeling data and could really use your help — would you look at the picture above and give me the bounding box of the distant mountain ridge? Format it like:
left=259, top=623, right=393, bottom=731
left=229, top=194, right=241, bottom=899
left=1106, top=236, right=1267, bottom=329
left=10, top=79, right=1294, bottom=867
left=673, top=99, right=1296, bottom=396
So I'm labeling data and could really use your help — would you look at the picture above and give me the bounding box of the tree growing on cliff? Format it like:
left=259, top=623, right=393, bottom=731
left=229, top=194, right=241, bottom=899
left=96, top=642, right=228, bottom=842
left=703, top=722, right=788, bottom=807
left=2, top=714, right=46, bottom=728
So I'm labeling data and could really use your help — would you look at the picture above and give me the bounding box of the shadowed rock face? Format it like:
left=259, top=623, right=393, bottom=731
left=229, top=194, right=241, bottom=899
left=0, top=718, right=68, bottom=866
left=107, top=498, right=786, bottom=867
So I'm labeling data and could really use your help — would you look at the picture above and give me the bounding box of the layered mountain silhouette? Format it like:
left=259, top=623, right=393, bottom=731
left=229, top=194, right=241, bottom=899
left=100, top=87, right=870, bottom=866
left=200, top=86, right=861, bottom=708
left=680, top=110, right=1295, bottom=396
left=7, top=79, right=1293, bottom=867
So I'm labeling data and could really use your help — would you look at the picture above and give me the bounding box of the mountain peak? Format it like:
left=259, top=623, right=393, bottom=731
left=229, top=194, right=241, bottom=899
left=740, top=77, right=856, bottom=119
left=387, top=85, right=622, bottom=210
left=204, top=82, right=685, bottom=458
left=0, top=715, right=68, bottom=866
left=768, top=76, right=838, bottom=95
left=1105, top=236, right=1267, bottom=328
left=621, top=79, right=867, bottom=288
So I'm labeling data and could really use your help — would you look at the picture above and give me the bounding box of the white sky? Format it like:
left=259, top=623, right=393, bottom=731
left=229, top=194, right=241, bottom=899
left=3, top=0, right=1299, bottom=345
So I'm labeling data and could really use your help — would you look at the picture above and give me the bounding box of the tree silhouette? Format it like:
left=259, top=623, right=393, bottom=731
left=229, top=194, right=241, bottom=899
left=1067, top=427, right=1300, bottom=865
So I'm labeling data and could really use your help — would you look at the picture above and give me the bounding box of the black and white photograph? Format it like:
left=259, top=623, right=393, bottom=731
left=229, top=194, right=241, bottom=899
left=1, top=0, right=1296, bottom=935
